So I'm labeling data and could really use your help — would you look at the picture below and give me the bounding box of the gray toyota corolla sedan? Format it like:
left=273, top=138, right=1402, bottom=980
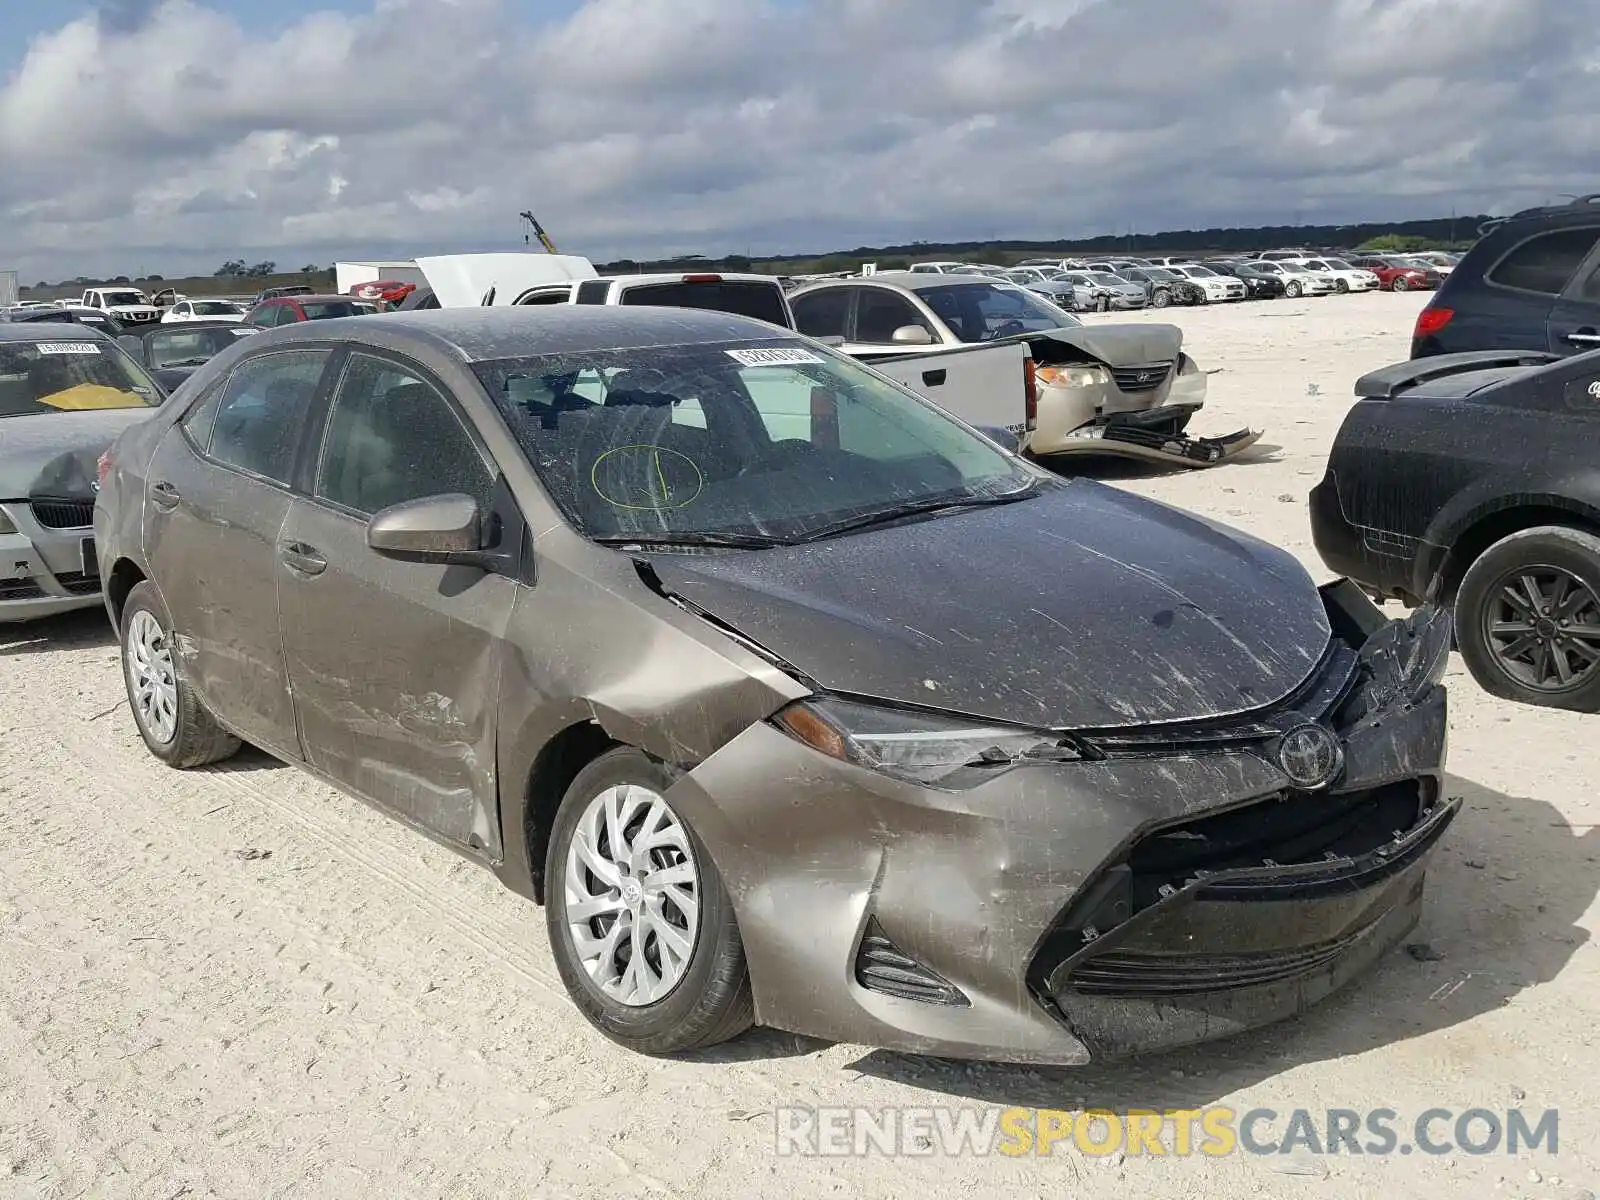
left=94, top=307, right=1457, bottom=1064
left=1, top=325, right=164, bottom=621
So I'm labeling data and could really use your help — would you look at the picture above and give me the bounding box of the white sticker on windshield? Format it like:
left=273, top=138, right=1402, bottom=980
left=725, top=347, right=824, bottom=367
left=36, top=342, right=102, bottom=355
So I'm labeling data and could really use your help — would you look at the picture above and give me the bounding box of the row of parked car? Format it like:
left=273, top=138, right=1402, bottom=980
left=900, top=249, right=1455, bottom=312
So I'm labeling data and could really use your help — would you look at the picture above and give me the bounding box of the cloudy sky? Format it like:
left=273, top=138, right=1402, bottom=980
left=1, top=0, right=1596, bottom=281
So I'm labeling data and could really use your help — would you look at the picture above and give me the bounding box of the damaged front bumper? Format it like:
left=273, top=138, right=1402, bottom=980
left=0, top=500, right=104, bottom=622
left=664, top=585, right=1454, bottom=1065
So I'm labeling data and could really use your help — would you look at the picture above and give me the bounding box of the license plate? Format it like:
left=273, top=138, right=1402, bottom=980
left=81, top=537, right=98, bottom=577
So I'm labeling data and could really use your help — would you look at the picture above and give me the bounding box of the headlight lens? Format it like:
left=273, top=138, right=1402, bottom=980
left=0, top=507, right=16, bottom=536
left=1035, top=364, right=1110, bottom=389
left=772, top=696, right=1086, bottom=787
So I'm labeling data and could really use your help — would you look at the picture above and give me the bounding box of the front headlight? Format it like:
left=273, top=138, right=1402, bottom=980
left=1035, top=364, right=1110, bottom=389
left=0, top=508, right=16, bottom=535
left=772, top=696, right=1088, bottom=788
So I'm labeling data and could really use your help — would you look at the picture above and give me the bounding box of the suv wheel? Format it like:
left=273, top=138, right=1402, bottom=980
left=546, top=747, right=754, bottom=1054
left=120, top=581, right=242, bottom=767
left=1455, top=526, right=1600, bottom=712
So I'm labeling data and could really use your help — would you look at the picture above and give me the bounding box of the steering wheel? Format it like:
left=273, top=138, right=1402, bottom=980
left=992, top=319, right=1027, bottom=339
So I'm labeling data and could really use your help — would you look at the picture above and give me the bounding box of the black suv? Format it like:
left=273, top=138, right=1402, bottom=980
left=1411, top=195, right=1600, bottom=359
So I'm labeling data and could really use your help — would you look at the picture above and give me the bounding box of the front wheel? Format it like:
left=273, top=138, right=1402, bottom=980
left=546, top=747, right=754, bottom=1054
left=1335, top=279, right=1349, bottom=294
left=1151, top=289, right=1171, bottom=308
left=1392, top=276, right=1409, bottom=292
left=120, top=582, right=241, bottom=768
left=1455, top=526, right=1600, bottom=712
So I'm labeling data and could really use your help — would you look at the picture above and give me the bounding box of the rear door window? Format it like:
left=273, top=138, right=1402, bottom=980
left=1487, top=227, right=1600, bottom=295
left=618, top=280, right=789, bottom=327
left=852, top=289, right=935, bottom=344
left=204, top=350, right=330, bottom=484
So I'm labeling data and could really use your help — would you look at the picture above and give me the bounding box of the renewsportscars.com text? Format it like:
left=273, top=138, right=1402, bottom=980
left=774, top=1105, right=1559, bottom=1159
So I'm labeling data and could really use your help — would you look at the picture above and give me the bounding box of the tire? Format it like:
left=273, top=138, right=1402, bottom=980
left=1151, top=289, right=1171, bottom=308
left=1335, top=279, right=1349, bottom=294
left=1286, top=281, right=1302, bottom=298
left=1096, top=295, right=1110, bottom=312
left=546, top=746, right=754, bottom=1054
left=1392, top=276, right=1409, bottom=292
left=119, top=580, right=241, bottom=768
left=1454, top=526, right=1600, bottom=713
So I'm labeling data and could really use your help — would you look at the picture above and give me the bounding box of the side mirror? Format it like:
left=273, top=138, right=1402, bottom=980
left=367, top=494, right=486, bottom=564
left=891, top=324, right=933, bottom=345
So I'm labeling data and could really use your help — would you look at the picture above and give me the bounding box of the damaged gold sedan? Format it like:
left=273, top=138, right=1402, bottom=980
left=94, top=306, right=1456, bottom=1063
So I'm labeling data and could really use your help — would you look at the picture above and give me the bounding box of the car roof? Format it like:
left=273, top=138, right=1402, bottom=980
left=257, top=294, right=352, bottom=304
left=833, top=271, right=1013, bottom=292
left=137, top=319, right=252, bottom=335
left=251, top=305, right=796, bottom=362
left=0, top=321, right=112, bottom=342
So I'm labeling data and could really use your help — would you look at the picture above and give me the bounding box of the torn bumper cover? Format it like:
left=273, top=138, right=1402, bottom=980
left=664, top=584, right=1454, bottom=1065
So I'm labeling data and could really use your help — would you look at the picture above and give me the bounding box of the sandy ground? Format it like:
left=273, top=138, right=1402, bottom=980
left=1, top=290, right=1596, bottom=1200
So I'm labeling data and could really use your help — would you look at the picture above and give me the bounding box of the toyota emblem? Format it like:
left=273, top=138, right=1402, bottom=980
left=1276, top=722, right=1344, bottom=790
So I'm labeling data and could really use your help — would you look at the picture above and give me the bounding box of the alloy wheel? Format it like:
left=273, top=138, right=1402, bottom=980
left=1393, top=276, right=1409, bottom=292
left=126, top=610, right=178, bottom=745
left=1482, top=566, right=1600, bottom=693
left=563, top=784, right=701, bottom=1006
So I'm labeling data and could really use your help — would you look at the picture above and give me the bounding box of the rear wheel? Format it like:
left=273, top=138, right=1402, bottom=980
left=1455, top=527, right=1600, bottom=712
left=546, top=747, right=754, bottom=1054
left=1392, top=276, right=1410, bottom=292
left=119, top=581, right=241, bottom=767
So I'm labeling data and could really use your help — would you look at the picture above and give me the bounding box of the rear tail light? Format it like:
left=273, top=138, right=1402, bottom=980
left=1414, top=306, right=1454, bottom=339
left=96, top=449, right=113, bottom=488
left=681, top=274, right=723, bottom=283
left=1024, top=358, right=1038, bottom=428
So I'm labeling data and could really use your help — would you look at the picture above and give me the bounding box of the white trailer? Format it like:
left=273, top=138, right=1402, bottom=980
left=334, top=260, right=429, bottom=295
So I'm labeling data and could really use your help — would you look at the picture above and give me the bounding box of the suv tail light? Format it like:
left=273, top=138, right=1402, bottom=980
left=1414, top=306, right=1454, bottom=339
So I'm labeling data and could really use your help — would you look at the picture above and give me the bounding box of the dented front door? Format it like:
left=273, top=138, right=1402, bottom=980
left=275, top=496, right=517, bottom=855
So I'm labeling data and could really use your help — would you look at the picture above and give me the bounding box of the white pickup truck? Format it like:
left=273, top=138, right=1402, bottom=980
left=80, top=286, right=161, bottom=325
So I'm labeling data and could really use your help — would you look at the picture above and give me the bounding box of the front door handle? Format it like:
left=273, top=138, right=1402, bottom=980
left=149, top=481, right=180, bottom=511
left=279, top=541, right=327, bottom=576
left=1565, top=330, right=1600, bottom=345
left=922, top=368, right=947, bottom=386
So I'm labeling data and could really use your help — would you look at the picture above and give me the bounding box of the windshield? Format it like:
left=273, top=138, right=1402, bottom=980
left=0, top=339, right=163, bottom=416
left=1323, top=259, right=1353, bottom=271
left=102, top=291, right=145, bottom=306
left=1184, top=266, right=1216, bottom=277
left=1089, top=273, right=1127, bottom=285
left=144, top=326, right=257, bottom=369
left=1143, top=268, right=1179, bottom=280
left=1280, top=264, right=1313, bottom=274
left=193, top=300, right=243, bottom=315
left=471, top=339, right=1038, bottom=545
left=917, top=283, right=1081, bottom=341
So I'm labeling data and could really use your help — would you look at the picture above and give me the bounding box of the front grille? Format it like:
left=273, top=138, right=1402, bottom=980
left=31, top=500, right=95, bottom=529
left=855, top=917, right=969, bottom=1006
left=0, top=579, right=45, bottom=601
left=1066, top=926, right=1376, bottom=996
left=120, top=311, right=158, bottom=323
left=52, top=572, right=102, bottom=595
left=1110, top=361, right=1174, bottom=392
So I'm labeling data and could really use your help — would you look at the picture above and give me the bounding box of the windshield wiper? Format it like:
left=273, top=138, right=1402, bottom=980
left=157, top=358, right=212, bottom=368
left=792, top=481, right=1042, bottom=544
left=593, top=531, right=786, bottom=551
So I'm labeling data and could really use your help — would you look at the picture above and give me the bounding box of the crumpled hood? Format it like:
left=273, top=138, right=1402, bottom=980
left=0, top=409, right=155, bottom=498
left=647, top=481, right=1332, bottom=730
left=1016, top=322, right=1184, bottom=366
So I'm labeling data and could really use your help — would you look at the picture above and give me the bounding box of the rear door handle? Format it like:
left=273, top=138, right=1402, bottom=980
left=279, top=541, right=327, bottom=576
left=922, top=368, right=947, bottom=386
left=149, top=481, right=180, bottom=511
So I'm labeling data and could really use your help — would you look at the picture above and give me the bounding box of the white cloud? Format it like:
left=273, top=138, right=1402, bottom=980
left=0, top=0, right=1597, bottom=280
